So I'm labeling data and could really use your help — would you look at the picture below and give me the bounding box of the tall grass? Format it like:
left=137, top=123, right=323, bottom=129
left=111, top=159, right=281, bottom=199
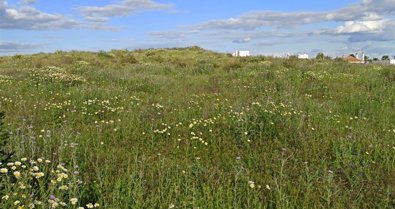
left=0, top=47, right=394, bottom=208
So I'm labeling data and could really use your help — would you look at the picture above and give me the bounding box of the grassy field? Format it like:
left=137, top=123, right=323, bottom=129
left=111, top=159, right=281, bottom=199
left=0, top=47, right=394, bottom=208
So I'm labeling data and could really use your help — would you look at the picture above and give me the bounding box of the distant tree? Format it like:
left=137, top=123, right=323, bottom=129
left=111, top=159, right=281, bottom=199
left=315, top=52, right=325, bottom=60
left=349, top=54, right=356, bottom=58
left=382, top=55, right=390, bottom=60
left=373, top=58, right=379, bottom=61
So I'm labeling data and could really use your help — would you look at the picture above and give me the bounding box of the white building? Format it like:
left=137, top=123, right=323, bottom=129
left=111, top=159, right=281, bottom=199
left=390, top=59, right=395, bottom=65
left=233, top=50, right=250, bottom=57
left=298, top=54, right=309, bottom=59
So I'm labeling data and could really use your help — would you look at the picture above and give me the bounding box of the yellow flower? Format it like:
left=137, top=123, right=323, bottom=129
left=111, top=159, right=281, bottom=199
left=0, top=168, right=8, bottom=173
left=35, top=172, right=45, bottom=178
left=248, top=181, right=255, bottom=189
left=19, top=183, right=26, bottom=189
left=13, top=171, right=21, bottom=178
left=15, top=161, right=22, bottom=166
left=59, top=185, right=69, bottom=190
left=51, top=202, right=59, bottom=208
left=70, top=198, right=78, bottom=205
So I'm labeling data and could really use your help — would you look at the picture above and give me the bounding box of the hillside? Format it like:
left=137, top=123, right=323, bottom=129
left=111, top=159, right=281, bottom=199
left=0, top=47, right=394, bottom=208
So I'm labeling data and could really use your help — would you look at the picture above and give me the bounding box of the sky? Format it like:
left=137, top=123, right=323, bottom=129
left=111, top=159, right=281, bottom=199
left=1, top=0, right=395, bottom=58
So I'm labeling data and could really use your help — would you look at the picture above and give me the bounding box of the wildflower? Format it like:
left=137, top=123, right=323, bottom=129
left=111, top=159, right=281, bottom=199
left=37, top=158, right=43, bottom=163
left=34, top=172, right=45, bottom=178
left=70, top=198, right=78, bottom=205
left=14, top=200, right=21, bottom=205
left=0, top=168, right=8, bottom=173
left=86, top=203, right=94, bottom=208
left=28, top=203, right=35, bottom=208
left=78, top=207, right=84, bottom=209
left=248, top=181, right=255, bottom=188
left=33, top=200, right=42, bottom=205
left=169, top=203, right=175, bottom=209
left=13, top=171, right=21, bottom=178
left=15, top=161, right=22, bottom=166
left=59, top=185, right=69, bottom=190
left=94, top=203, right=100, bottom=207
left=11, top=166, right=17, bottom=170
left=51, top=201, right=59, bottom=208
left=33, top=166, right=39, bottom=171
left=2, top=195, right=9, bottom=200
left=266, top=185, right=271, bottom=190
left=21, top=158, right=27, bottom=161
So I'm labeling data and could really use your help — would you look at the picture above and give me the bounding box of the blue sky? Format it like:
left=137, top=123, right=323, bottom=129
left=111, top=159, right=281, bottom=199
left=1, top=0, right=395, bottom=58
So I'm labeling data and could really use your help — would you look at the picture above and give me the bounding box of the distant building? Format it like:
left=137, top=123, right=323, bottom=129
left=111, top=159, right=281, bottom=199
left=233, top=50, right=250, bottom=57
left=371, top=60, right=394, bottom=65
left=344, top=55, right=364, bottom=64
left=298, top=54, right=309, bottom=59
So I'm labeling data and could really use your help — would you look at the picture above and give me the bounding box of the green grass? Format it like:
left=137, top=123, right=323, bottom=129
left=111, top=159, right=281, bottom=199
left=0, top=47, right=394, bottom=208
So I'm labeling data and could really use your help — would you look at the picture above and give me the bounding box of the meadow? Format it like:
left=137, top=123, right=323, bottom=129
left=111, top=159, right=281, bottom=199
left=0, top=47, right=394, bottom=208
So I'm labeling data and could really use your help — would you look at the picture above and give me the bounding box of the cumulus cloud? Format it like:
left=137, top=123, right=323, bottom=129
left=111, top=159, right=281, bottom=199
left=336, top=19, right=387, bottom=34
left=346, top=21, right=395, bottom=42
left=0, top=0, right=80, bottom=29
left=195, top=2, right=395, bottom=31
left=77, top=0, right=172, bottom=22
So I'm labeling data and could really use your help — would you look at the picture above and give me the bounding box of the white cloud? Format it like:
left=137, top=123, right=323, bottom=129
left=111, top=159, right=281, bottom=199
left=233, top=37, right=251, bottom=44
left=77, top=0, right=172, bottom=22
left=336, top=19, right=387, bottom=33
left=0, top=0, right=80, bottom=29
